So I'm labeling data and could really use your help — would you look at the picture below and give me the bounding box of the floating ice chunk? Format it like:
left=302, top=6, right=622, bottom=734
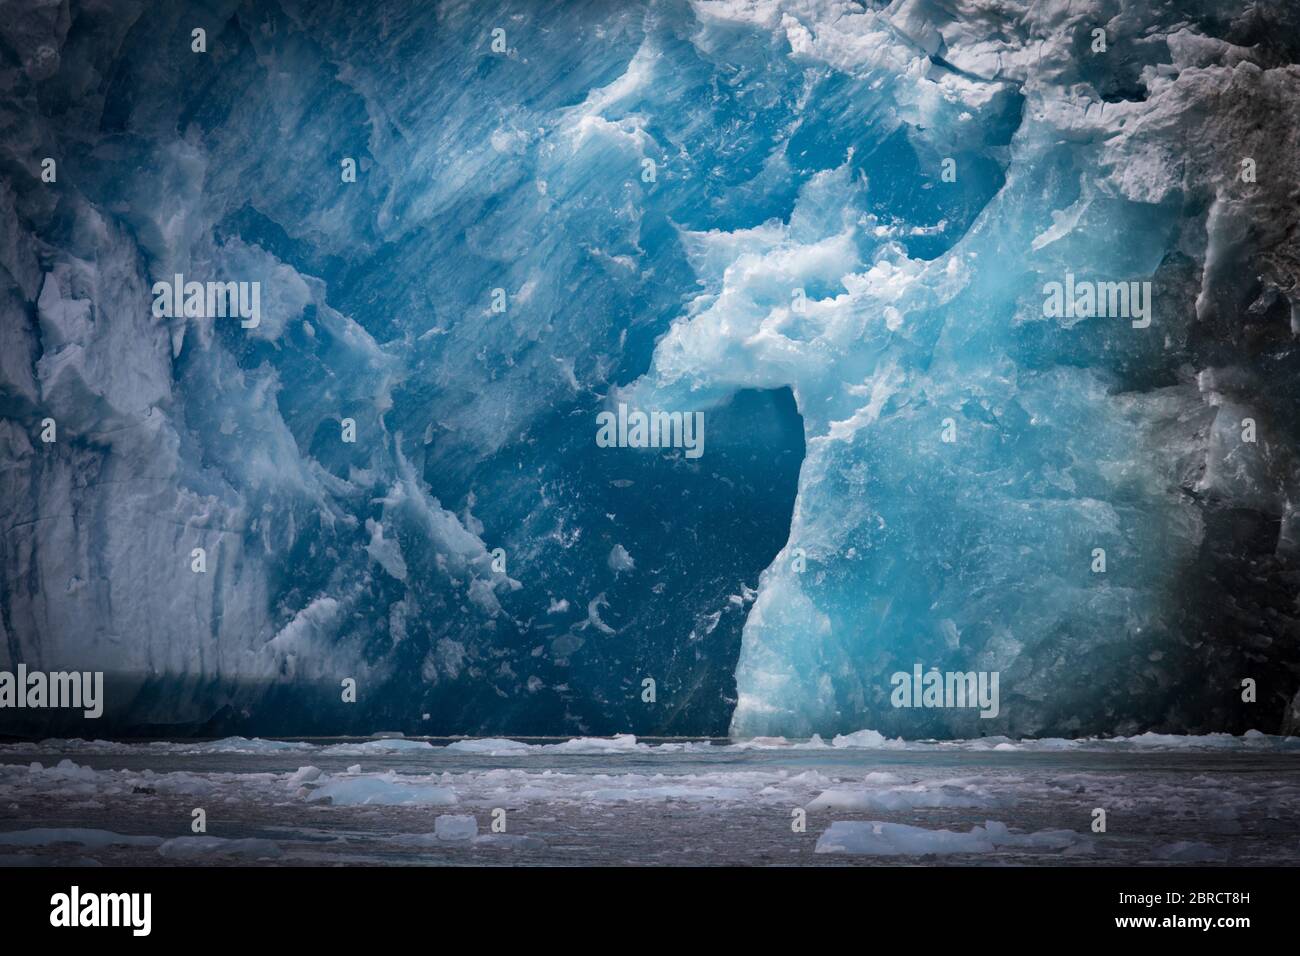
left=816, top=821, right=995, bottom=855
left=807, top=784, right=993, bottom=811
left=545, top=734, right=644, bottom=753
left=305, top=773, right=457, bottom=807
left=446, top=738, right=532, bottom=754
left=157, top=836, right=282, bottom=859
left=196, top=738, right=315, bottom=754
left=142, top=771, right=216, bottom=798
left=286, top=766, right=322, bottom=786
left=815, top=820, right=1085, bottom=856
left=829, top=729, right=906, bottom=749
left=861, top=771, right=903, bottom=784
left=433, top=815, right=479, bottom=841
left=979, top=821, right=1082, bottom=850
left=319, top=739, right=434, bottom=755
left=38, top=759, right=100, bottom=781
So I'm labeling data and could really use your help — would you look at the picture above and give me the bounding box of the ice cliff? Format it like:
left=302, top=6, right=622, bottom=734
left=1, top=0, right=1298, bottom=737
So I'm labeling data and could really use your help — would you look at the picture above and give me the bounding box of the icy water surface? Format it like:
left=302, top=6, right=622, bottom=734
left=1, top=734, right=1298, bottom=866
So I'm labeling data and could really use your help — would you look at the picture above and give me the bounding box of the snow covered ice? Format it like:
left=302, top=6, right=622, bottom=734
left=433, top=814, right=478, bottom=841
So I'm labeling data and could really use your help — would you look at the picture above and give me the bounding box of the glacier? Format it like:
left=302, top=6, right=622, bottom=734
left=1, top=0, right=1299, bottom=739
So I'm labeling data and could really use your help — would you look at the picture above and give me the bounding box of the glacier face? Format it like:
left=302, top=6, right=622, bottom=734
left=628, top=0, right=1300, bottom=738
left=1, top=0, right=1299, bottom=737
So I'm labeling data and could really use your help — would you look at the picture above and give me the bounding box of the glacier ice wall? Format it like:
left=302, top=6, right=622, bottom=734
left=1, top=0, right=1299, bottom=737
left=624, top=0, right=1300, bottom=737
left=0, top=0, right=811, bottom=736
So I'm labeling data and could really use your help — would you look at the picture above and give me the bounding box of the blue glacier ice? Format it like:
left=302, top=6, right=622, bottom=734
left=1, top=0, right=1299, bottom=738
